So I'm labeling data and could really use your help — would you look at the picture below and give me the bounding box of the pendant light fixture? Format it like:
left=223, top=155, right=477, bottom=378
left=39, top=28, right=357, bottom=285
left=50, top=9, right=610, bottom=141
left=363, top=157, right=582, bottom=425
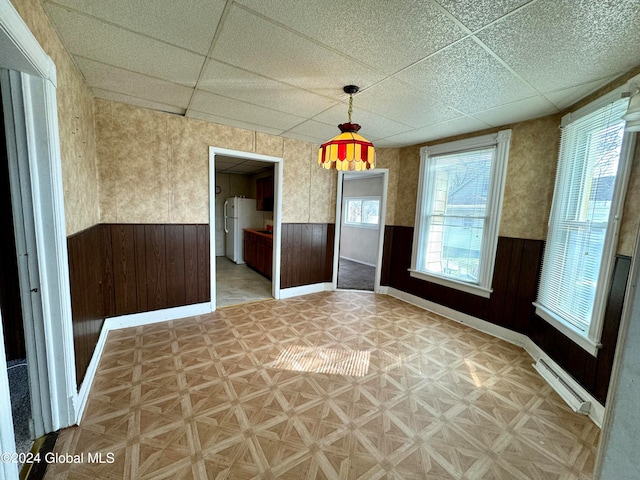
left=318, top=85, right=375, bottom=171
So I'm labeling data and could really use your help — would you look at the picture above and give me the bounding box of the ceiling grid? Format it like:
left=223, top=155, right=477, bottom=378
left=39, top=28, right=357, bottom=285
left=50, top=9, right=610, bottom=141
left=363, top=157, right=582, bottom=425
left=41, top=0, right=640, bottom=148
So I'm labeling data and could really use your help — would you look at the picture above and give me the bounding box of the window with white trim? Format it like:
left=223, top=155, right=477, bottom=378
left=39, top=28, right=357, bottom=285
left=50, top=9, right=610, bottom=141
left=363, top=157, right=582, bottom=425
left=535, top=95, right=632, bottom=355
left=344, top=197, right=380, bottom=227
left=410, top=130, right=511, bottom=297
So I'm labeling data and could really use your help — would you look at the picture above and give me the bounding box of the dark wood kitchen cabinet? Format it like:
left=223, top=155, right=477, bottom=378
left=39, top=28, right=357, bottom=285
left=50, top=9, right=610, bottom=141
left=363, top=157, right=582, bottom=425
left=256, top=176, right=273, bottom=211
left=243, top=229, right=272, bottom=280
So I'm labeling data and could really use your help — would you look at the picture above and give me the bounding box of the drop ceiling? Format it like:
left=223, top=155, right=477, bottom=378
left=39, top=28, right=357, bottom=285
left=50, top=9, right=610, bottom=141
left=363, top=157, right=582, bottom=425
left=214, top=155, right=273, bottom=174
left=42, top=0, right=640, bottom=148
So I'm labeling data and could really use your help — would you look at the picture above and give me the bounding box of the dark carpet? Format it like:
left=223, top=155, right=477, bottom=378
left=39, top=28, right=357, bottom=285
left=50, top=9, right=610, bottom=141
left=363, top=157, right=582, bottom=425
left=7, top=359, right=32, bottom=455
left=337, top=258, right=375, bottom=291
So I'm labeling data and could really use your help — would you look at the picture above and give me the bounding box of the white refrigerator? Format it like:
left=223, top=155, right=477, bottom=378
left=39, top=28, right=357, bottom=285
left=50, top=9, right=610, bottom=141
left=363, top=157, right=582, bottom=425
left=224, top=196, right=263, bottom=264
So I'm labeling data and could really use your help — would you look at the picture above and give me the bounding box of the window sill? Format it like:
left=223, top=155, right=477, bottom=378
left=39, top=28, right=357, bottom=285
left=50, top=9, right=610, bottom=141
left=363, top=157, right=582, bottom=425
left=533, top=303, right=601, bottom=357
left=409, top=269, right=492, bottom=298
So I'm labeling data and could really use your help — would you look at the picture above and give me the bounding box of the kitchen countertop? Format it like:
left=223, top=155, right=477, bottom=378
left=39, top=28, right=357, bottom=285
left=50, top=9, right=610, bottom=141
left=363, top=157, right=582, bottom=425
left=244, top=228, right=273, bottom=239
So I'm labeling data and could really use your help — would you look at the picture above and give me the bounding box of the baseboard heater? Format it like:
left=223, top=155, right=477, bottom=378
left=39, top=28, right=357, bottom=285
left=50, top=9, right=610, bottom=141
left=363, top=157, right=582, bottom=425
left=533, top=359, right=590, bottom=415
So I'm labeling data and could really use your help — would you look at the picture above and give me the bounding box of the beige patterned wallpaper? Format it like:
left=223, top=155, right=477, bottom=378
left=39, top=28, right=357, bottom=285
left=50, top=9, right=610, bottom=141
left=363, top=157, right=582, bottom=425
left=391, top=121, right=561, bottom=240
left=389, top=113, right=640, bottom=255
left=12, top=0, right=100, bottom=236
left=500, top=116, right=560, bottom=240
left=618, top=144, right=640, bottom=256
left=393, top=145, right=422, bottom=228
left=15, top=0, right=640, bottom=255
left=374, top=148, right=400, bottom=226
left=95, top=99, right=340, bottom=225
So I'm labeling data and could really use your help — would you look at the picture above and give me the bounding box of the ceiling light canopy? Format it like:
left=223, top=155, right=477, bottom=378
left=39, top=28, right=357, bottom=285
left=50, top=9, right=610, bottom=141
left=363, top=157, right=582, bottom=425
left=318, top=85, right=375, bottom=171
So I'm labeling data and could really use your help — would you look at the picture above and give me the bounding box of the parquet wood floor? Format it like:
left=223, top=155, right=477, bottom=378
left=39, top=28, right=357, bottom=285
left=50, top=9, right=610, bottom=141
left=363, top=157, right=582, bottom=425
left=46, top=292, right=599, bottom=479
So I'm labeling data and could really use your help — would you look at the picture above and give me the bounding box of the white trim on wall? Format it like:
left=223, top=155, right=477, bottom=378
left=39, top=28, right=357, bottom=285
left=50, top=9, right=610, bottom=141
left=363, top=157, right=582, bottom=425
left=75, top=302, right=213, bottom=422
left=0, top=3, right=77, bottom=472
left=333, top=170, right=388, bottom=293
left=386, top=286, right=605, bottom=427
left=209, top=147, right=283, bottom=307
left=279, top=283, right=332, bottom=299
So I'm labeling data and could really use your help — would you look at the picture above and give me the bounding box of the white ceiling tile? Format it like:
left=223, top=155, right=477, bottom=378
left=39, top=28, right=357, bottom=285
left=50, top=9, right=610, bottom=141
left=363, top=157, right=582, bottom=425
left=212, top=5, right=385, bottom=92
left=242, top=160, right=273, bottom=168
left=198, top=60, right=337, bottom=117
left=190, top=90, right=306, bottom=131
left=544, top=77, right=619, bottom=110
left=472, top=95, right=559, bottom=127
left=476, top=0, right=640, bottom=93
left=187, top=110, right=284, bottom=136
left=44, top=0, right=225, bottom=54
left=395, top=38, right=537, bottom=114
left=356, top=78, right=464, bottom=128
left=91, top=88, right=186, bottom=115
left=214, top=161, right=238, bottom=169
left=76, top=57, right=193, bottom=108
left=280, top=131, right=325, bottom=145
left=43, top=0, right=640, bottom=149
left=435, top=0, right=533, bottom=31
left=284, top=119, right=343, bottom=145
left=380, top=116, right=492, bottom=145
left=311, top=103, right=412, bottom=141
left=44, top=2, right=205, bottom=86
left=234, top=0, right=466, bottom=74
left=223, top=164, right=260, bottom=173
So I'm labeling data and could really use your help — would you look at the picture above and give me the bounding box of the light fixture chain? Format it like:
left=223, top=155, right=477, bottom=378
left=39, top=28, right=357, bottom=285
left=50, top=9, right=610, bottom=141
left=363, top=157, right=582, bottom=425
left=348, top=94, right=353, bottom=123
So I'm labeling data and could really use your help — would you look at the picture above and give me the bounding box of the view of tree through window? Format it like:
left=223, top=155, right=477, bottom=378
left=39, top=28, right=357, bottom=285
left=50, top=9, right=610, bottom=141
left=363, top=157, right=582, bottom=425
left=345, top=198, right=380, bottom=226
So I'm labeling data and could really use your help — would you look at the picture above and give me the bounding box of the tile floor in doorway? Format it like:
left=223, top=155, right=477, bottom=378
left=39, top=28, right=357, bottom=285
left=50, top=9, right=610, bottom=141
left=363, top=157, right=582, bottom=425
left=46, top=292, right=599, bottom=479
left=216, top=256, right=272, bottom=308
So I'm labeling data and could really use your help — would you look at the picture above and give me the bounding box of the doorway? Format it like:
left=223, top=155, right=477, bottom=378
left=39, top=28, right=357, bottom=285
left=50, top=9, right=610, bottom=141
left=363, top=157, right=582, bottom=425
left=0, top=89, right=32, bottom=458
left=334, top=170, right=388, bottom=292
left=0, top=7, right=79, bottom=478
left=209, top=147, right=283, bottom=309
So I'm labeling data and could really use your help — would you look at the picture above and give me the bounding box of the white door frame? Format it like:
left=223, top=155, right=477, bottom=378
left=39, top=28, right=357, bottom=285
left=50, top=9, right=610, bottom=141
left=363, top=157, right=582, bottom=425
left=0, top=3, right=77, bottom=479
left=208, top=147, right=283, bottom=307
left=333, top=169, right=389, bottom=292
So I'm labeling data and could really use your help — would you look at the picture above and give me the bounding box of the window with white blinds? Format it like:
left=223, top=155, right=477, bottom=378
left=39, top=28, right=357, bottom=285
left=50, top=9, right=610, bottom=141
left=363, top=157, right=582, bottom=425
left=535, top=97, right=631, bottom=354
left=410, top=130, right=511, bottom=297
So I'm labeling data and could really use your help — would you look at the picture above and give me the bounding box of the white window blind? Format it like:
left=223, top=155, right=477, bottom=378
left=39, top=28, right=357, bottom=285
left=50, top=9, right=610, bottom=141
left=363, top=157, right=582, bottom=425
left=537, top=98, right=628, bottom=335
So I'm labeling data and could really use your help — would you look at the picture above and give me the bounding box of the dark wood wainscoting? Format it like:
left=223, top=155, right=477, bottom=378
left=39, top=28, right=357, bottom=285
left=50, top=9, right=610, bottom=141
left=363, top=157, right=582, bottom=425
left=67, top=225, right=107, bottom=385
left=67, top=223, right=210, bottom=386
left=105, top=224, right=210, bottom=317
left=529, top=255, right=631, bottom=405
left=280, top=223, right=334, bottom=289
left=381, top=225, right=630, bottom=405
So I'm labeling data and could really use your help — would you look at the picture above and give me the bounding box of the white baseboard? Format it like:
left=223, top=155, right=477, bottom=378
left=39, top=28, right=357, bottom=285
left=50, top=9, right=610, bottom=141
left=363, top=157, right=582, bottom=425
left=386, top=287, right=526, bottom=347
left=75, top=302, right=213, bottom=423
left=103, top=302, right=213, bottom=330
left=386, top=287, right=604, bottom=427
left=279, top=283, right=332, bottom=299
left=76, top=287, right=605, bottom=428
left=76, top=324, right=109, bottom=424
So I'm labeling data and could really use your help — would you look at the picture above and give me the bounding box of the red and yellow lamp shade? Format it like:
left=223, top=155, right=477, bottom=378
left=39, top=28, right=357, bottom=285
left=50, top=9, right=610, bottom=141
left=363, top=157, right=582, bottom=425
left=318, top=85, right=375, bottom=171
left=318, top=122, right=375, bottom=171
